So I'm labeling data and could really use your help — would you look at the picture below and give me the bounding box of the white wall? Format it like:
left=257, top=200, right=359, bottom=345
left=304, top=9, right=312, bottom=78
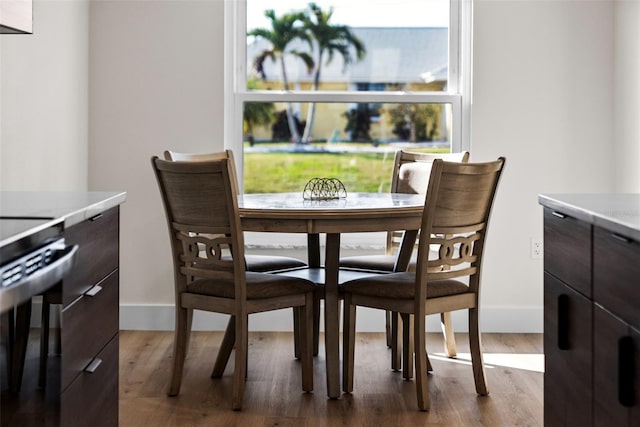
left=613, top=0, right=640, bottom=192
left=88, top=0, right=224, bottom=313
left=471, top=0, right=615, bottom=330
left=0, top=0, right=88, bottom=191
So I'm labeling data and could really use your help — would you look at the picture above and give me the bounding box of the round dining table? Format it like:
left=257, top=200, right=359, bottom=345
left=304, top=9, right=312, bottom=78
left=238, top=192, right=425, bottom=399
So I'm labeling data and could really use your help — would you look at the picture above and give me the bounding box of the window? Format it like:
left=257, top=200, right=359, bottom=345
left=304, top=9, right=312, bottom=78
left=225, top=0, right=472, bottom=192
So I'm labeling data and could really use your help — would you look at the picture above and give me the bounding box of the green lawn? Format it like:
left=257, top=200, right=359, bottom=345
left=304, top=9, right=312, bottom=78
left=243, top=144, right=449, bottom=193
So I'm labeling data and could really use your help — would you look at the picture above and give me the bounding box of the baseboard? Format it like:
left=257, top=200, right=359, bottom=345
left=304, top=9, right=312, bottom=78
left=119, top=304, right=543, bottom=333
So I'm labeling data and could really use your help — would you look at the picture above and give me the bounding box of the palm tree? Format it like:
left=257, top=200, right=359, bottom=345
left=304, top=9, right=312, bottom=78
left=301, top=3, right=366, bottom=143
left=249, top=10, right=314, bottom=144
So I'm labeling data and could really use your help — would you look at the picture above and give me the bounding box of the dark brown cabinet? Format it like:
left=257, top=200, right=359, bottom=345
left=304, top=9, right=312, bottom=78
left=60, top=207, right=120, bottom=426
left=542, top=195, right=640, bottom=427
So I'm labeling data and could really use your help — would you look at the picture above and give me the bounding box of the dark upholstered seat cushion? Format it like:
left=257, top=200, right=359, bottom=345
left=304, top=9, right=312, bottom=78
left=219, top=254, right=306, bottom=272
left=339, top=254, right=419, bottom=273
left=243, top=255, right=307, bottom=272
left=339, top=254, right=397, bottom=271
left=187, top=271, right=316, bottom=300
left=340, top=272, right=469, bottom=300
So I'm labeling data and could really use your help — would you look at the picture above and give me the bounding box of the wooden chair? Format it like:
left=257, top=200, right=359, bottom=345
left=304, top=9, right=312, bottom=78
left=340, top=150, right=470, bottom=272
left=341, top=157, right=506, bottom=411
left=151, top=152, right=316, bottom=410
left=163, top=150, right=307, bottom=273
left=340, top=150, right=470, bottom=366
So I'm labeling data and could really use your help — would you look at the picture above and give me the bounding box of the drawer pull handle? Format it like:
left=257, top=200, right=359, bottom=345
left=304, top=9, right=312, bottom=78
left=89, top=213, right=104, bottom=222
left=551, top=211, right=567, bottom=219
left=618, top=336, right=635, bottom=407
left=611, top=233, right=632, bottom=244
left=557, top=294, right=570, bottom=350
left=85, top=358, right=103, bottom=374
left=85, top=285, right=103, bottom=297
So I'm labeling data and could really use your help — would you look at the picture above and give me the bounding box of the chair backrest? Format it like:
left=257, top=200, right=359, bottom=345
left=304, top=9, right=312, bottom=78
left=163, top=150, right=229, bottom=162
left=151, top=150, right=247, bottom=301
left=387, top=150, right=470, bottom=255
left=415, top=157, right=506, bottom=294
left=392, top=150, right=470, bottom=195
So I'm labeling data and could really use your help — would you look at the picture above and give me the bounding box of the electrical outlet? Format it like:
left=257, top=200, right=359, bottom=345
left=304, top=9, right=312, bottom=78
left=531, top=237, right=543, bottom=260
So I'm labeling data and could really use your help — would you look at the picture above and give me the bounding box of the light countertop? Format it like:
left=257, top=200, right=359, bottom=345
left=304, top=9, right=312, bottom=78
left=538, top=193, right=640, bottom=241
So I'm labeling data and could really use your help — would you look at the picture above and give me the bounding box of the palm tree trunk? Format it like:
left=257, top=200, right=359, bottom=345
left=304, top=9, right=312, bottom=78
left=302, top=103, right=316, bottom=144
left=280, top=58, right=301, bottom=144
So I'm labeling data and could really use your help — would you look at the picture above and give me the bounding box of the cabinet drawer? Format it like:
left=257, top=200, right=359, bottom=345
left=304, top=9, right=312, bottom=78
left=61, top=270, right=119, bottom=390
left=63, top=207, right=119, bottom=306
left=594, top=226, right=640, bottom=328
left=544, top=272, right=593, bottom=426
left=62, top=335, right=119, bottom=427
left=543, top=208, right=592, bottom=297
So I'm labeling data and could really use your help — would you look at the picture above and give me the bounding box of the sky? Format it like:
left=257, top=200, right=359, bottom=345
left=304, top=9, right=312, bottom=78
left=246, top=0, right=449, bottom=30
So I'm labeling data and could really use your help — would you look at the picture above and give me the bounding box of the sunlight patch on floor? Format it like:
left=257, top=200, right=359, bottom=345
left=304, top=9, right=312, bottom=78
left=430, top=352, right=544, bottom=373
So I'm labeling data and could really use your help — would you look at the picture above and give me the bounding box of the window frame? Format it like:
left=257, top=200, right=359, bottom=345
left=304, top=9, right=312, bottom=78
left=224, top=0, right=473, bottom=191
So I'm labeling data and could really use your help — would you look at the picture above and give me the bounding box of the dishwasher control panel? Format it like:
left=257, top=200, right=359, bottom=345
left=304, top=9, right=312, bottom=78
left=1, top=238, right=66, bottom=288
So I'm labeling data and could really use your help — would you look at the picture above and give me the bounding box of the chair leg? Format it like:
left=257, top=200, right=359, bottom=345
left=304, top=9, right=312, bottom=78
left=39, top=298, right=51, bottom=388
left=300, top=294, right=314, bottom=392
left=385, top=310, right=392, bottom=348
left=212, top=315, right=235, bottom=378
left=312, top=294, right=321, bottom=357
left=293, top=307, right=301, bottom=359
left=469, top=308, right=489, bottom=395
left=401, top=313, right=414, bottom=380
left=167, top=306, right=191, bottom=396
left=231, top=314, right=248, bottom=410
left=426, top=351, right=433, bottom=372
left=441, top=311, right=457, bottom=358
left=185, top=308, right=193, bottom=352
left=391, top=311, right=401, bottom=371
left=342, top=294, right=356, bottom=393
left=414, top=314, right=430, bottom=411
left=400, top=318, right=433, bottom=375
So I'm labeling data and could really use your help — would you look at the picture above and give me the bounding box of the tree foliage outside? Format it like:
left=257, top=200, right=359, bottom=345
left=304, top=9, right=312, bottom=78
left=385, top=103, right=442, bottom=142
left=271, top=110, right=305, bottom=141
left=342, top=107, right=373, bottom=141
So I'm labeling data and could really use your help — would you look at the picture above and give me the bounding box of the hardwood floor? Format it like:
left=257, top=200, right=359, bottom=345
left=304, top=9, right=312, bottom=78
left=119, top=330, right=543, bottom=426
